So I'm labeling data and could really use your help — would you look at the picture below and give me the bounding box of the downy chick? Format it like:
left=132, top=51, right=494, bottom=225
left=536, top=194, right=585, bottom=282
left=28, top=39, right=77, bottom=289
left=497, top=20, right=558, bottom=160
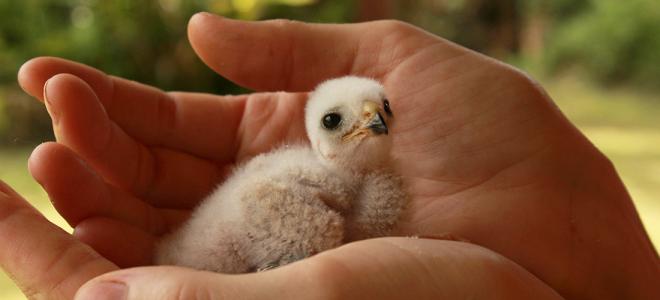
left=155, top=76, right=407, bottom=273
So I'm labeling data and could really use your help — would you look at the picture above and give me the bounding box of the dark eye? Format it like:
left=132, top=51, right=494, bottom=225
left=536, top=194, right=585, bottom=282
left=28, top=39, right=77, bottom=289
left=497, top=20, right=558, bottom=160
left=322, top=113, right=342, bottom=130
left=383, top=98, right=393, bottom=116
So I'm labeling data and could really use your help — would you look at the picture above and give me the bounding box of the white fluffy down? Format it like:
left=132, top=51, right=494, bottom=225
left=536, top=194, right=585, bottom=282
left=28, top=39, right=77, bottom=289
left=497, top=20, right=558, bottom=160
left=155, top=76, right=407, bottom=273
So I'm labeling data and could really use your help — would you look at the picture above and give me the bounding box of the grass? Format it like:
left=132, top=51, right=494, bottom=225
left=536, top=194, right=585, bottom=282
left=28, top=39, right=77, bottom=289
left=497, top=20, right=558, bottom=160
left=0, top=78, right=658, bottom=299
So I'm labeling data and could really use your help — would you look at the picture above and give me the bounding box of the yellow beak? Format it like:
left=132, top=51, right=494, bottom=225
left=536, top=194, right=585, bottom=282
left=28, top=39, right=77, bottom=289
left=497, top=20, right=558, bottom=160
left=342, top=101, right=388, bottom=142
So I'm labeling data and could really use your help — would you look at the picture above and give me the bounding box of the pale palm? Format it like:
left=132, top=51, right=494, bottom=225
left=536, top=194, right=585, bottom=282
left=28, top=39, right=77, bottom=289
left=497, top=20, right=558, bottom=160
left=8, top=14, right=657, bottom=299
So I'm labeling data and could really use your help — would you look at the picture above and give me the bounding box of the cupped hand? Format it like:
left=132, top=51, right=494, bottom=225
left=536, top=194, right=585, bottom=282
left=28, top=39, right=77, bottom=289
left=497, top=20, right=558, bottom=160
left=6, top=13, right=659, bottom=299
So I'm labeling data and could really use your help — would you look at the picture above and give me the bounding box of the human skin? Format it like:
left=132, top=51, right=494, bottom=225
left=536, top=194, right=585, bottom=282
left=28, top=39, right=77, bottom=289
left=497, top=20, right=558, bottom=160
left=1, top=13, right=658, bottom=299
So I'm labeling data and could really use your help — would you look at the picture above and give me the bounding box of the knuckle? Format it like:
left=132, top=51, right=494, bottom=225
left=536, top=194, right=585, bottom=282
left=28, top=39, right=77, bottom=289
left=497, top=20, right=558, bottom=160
left=488, top=63, right=554, bottom=109
left=500, top=65, right=547, bottom=96
left=373, top=19, right=417, bottom=36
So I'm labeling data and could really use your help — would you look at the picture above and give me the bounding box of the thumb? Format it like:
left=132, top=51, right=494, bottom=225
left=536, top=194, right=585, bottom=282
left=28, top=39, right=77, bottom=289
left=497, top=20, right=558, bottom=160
left=74, top=266, right=285, bottom=300
left=75, top=260, right=345, bottom=300
left=75, top=238, right=562, bottom=299
left=187, top=13, right=442, bottom=92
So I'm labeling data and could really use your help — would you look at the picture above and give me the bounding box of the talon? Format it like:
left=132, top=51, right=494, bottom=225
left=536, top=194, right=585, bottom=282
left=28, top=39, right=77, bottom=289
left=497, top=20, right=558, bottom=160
left=256, top=263, right=279, bottom=272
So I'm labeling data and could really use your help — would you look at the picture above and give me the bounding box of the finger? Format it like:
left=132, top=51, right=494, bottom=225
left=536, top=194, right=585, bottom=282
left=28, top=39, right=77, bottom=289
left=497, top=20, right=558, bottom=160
left=297, top=238, right=561, bottom=299
left=18, top=56, right=247, bottom=161
left=187, top=13, right=439, bottom=91
left=28, top=142, right=187, bottom=232
left=43, top=73, right=221, bottom=208
left=18, top=57, right=112, bottom=105
left=74, top=217, right=155, bottom=268
left=19, top=57, right=310, bottom=166
left=75, top=238, right=561, bottom=299
left=0, top=181, right=117, bottom=299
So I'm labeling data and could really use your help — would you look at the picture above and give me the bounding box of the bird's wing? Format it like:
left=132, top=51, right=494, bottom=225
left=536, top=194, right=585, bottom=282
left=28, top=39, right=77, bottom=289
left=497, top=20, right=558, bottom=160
left=345, top=171, right=407, bottom=241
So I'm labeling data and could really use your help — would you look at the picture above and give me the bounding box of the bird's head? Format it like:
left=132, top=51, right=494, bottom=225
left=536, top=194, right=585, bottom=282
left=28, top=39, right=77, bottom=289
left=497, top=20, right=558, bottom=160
left=305, top=76, right=394, bottom=173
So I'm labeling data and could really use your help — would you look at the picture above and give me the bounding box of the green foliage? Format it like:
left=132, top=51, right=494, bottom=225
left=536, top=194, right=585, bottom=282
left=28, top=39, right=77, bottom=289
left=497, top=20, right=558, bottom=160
left=0, top=0, right=245, bottom=93
left=545, top=0, right=660, bottom=88
left=521, top=0, right=590, bottom=19
left=1, top=0, right=659, bottom=146
left=262, top=0, right=354, bottom=22
left=0, top=0, right=352, bottom=145
left=0, top=87, right=53, bottom=145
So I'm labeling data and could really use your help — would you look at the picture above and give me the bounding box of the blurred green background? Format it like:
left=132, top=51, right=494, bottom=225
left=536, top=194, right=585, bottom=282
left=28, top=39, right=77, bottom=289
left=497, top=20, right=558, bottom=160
left=1, top=0, right=659, bottom=298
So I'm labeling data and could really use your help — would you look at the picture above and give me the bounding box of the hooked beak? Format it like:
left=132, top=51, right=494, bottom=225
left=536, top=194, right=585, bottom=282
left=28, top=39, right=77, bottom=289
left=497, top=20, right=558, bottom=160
left=342, top=101, right=389, bottom=142
left=366, top=111, right=388, bottom=135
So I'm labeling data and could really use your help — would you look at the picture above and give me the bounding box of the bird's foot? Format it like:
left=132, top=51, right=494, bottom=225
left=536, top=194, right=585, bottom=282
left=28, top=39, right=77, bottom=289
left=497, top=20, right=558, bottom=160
left=256, top=263, right=279, bottom=272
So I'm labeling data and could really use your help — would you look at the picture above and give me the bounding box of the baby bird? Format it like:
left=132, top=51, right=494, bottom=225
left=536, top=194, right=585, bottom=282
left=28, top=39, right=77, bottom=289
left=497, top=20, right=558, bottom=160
left=155, top=76, right=407, bottom=273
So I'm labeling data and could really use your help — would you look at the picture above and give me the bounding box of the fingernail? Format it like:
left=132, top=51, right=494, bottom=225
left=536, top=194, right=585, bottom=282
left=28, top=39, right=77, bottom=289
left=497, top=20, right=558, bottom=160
left=43, top=78, right=60, bottom=121
left=76, top=281, right=127, bottom=300
left=199, top=11, right=220, bottom=18
left=194, top=11, right=224, bottom=22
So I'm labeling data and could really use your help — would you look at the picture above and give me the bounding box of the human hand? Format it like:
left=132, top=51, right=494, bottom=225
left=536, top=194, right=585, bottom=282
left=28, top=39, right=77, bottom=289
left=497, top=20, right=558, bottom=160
left=11, top=13, right=660, bottom=299
left=0, top=179, right=559, bottom=299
